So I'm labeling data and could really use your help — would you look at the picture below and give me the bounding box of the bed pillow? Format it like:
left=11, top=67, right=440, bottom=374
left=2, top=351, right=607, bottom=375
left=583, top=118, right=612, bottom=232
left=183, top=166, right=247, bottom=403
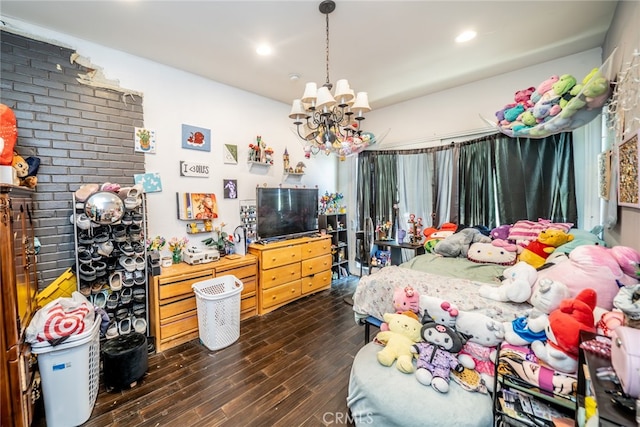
left=508, top=219, right=573, bottom=244
left=467, top=240, right=518, bottom=266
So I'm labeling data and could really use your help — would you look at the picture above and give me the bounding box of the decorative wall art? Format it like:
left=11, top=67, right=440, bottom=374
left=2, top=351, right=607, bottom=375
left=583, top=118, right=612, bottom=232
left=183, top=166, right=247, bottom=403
left=179, top=161, right=210, bottom=178
left=181, top=124, right=211, bottom=152
left=176, top=192, right=218, bottom=220
left=135, top=127, right=156, bottom=153
left=598, top=150, right=612, bottom=200
left=223, top=179, right=237, bottom=199
left=617, top=130, right=640, bottom=208
left=134, top=172, right=163, bottom=193
left=223, top=144, right=238, bottom=164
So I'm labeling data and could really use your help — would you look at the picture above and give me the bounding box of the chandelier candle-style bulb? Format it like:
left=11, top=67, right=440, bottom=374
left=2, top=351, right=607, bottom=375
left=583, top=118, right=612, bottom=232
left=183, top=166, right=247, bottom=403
left=301, top=82, right=318, bottom=106
left=351, top=92, right=371, bottom=119
left=289, top=99, right=307, bottom=124
left=334, top=79, right=353, bottom=106
left=316, top=86, right=337, bottom=112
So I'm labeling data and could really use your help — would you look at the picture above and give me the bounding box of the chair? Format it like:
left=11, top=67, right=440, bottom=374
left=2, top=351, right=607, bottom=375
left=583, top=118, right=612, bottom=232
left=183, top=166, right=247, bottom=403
left=355, top=217, right=377, bottom=276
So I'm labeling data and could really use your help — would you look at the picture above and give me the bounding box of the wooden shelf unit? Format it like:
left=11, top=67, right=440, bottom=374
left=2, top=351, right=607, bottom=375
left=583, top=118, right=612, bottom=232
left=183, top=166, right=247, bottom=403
left=248, top=235, right=332, bottom=315
left=319, top=213, right=350, bottom=281
left=148, top=254, right=258, bottom=352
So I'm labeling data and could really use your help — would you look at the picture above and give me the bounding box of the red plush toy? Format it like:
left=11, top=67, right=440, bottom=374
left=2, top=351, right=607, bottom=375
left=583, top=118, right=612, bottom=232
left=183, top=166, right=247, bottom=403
left=514, top=86, right=536, bottom=109
left=0, top=104, right=17, bottom=165
left=530, top=288, right=597, bottom=373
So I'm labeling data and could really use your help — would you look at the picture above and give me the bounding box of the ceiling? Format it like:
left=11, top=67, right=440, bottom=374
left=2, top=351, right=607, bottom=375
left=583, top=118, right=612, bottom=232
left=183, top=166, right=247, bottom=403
left=0, top=1, right=619, bottom=110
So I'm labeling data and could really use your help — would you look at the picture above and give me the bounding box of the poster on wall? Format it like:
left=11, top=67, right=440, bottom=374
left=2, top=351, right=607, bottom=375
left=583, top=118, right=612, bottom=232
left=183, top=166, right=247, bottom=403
left=134, top=172, right=163, bottom=193
left=223, top=144, right=238, bottom=164
left=135, top=127, right=156, bottom=153
left=617, top=130, right=640, bottom=208
left=176, top=192, right=219, bottom=219
left=598, top=150, right=612, bottom=200
left=223, top=179, right=237, bottom=199
left=181, top=124, right=211, bottom=152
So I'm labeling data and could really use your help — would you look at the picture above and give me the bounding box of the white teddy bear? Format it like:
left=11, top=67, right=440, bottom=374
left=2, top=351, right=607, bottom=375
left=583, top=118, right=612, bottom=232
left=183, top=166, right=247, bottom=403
left=479, top=261, right=537, bottom=303
left=503, top=278, right=570, bottom=346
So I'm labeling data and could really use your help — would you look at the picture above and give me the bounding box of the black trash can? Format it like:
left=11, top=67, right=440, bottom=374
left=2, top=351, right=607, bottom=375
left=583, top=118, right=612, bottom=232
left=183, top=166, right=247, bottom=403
left=102, top=332, right=148, bottom=391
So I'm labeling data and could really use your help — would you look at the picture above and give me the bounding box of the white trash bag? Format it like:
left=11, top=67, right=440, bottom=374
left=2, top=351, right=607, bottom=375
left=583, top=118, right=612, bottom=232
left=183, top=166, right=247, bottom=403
left=26, top=291, right=95, bottom=345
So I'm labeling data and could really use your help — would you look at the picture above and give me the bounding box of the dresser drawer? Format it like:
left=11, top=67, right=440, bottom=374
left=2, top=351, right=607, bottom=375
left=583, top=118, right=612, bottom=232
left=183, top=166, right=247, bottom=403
left=159, top=296, right=196, bottom=320
left=260, top=246, right=302, bottom=269
left=217, top=263, right=257, bottom=280
left=160, top=314, right=199, bottom=340
left=241, top=295, right=256, bottom=312
left=302, top=270, right=332, bottom=294
left=262, top=280, right=302, bottom=309
left=158, top=270, right=214, bottom=300
left=301, top=254, right=332, bottom=276
left=241, top=278, right=256, bottom=297
left=301, top=239, right=331, bottom=259
left=260, top=263, right=301, bottom=289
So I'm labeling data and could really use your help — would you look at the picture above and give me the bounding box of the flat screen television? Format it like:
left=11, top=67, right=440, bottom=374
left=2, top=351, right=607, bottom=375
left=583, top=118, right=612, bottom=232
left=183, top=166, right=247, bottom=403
left=256, top=187, right=319, bottom=241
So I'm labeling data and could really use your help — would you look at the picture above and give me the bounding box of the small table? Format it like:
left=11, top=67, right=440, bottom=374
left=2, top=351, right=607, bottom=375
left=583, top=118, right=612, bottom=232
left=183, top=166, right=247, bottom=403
left=373, top=239, right=425, bottom=265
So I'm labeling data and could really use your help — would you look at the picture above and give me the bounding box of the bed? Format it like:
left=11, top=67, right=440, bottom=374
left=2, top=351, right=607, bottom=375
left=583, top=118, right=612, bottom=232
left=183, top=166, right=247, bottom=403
left=347, top=253, right=534, bottom=426
left=351, top=253, right=531, bottom=325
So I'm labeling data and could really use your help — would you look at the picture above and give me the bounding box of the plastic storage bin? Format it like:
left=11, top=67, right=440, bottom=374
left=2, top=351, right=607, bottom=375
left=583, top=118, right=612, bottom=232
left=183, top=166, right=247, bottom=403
left=192, top=275, right=244, bottom=351
left=31, top=314, right=100, bottom=427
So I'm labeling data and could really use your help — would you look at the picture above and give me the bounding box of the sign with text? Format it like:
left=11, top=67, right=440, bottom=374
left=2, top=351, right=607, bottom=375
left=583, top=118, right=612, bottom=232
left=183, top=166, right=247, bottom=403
left=180, top=161, right=210, bottom=178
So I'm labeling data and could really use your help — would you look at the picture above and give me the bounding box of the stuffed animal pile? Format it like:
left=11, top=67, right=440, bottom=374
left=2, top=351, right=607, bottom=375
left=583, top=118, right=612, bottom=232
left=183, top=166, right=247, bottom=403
left=491, top=64, right=612, bottom=138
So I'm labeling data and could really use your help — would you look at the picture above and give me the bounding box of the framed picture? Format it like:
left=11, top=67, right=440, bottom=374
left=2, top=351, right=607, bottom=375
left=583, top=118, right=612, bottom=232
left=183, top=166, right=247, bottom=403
left=181, top=124, right=211, bottom=152
left=176, top=192, right=218, bottom=219
left=617, top=130, right=640, bottom=208
left=597, top=150, right=612, bottom=200
left=134, top=172, right=163, bottom=193
left=223, top=179, right=237, bottom=199
left=135, top=127, right=156, bottom=153
left=223, top=144, right=238, bottom=164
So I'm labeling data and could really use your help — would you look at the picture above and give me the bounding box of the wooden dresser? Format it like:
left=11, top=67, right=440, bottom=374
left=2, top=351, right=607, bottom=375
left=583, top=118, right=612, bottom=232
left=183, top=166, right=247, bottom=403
left=249, top=236, right=332, bottom=315
left=148, top=254, right=258, bottom=352
left=1, top=185, right=38, bottom=427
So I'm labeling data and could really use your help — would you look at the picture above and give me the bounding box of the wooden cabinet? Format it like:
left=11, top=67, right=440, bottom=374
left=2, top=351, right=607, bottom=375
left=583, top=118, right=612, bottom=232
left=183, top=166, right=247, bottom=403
left=1, top=185, right=38, bottom=427
left=249, top=236, right=331, bottom=315
left=319, top=213, right=350, bottom=281
left=148, top=254, right=258, bottom=352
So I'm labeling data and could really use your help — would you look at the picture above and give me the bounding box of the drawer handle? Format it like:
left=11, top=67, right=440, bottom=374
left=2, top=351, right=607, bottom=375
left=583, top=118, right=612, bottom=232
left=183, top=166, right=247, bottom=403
left=291, top=254, right=296, bottom=258
left=271, top=257, right=277, bottom=262
left=291, top=289, right=296, bottom=293
left=272, top=296, right=276, bottom=300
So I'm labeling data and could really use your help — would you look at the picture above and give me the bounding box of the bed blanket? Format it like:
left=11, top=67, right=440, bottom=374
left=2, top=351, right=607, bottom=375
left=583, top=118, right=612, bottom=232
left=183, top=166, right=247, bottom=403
left=400, top=252, right=507, bottom=285
left=352, top=265, right=531, bottom=324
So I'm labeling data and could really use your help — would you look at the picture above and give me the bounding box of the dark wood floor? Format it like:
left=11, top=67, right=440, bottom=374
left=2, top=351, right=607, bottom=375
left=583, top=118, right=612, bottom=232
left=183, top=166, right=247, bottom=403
left=33, top=277, right=365, bottom=426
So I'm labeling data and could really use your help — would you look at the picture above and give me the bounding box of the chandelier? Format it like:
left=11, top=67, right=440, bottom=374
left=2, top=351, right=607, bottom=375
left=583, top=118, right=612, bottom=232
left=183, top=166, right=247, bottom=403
left=289, top=0, right=376, bottom=160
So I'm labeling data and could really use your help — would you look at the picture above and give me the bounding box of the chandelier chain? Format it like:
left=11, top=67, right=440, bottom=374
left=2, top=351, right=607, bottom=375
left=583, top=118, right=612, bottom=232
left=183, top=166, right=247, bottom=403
left=325, top=11, right=331, bottom=88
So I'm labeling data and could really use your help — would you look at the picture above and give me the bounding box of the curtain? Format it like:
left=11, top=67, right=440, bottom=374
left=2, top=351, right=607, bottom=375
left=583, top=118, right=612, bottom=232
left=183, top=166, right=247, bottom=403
left=356, top=151, right=398, bottom=231
left=458, top=132, right=577, bottom=227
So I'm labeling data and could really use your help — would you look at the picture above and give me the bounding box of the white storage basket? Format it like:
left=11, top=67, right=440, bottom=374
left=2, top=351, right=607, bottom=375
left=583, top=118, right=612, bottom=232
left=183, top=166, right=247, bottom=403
left=192, top=275, right=244, bottom=351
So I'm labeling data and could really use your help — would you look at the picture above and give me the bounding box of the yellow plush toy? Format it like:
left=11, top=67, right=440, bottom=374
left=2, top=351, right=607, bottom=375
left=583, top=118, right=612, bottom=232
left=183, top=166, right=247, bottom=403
left=375, top=312, right=423, bottom=373
left=519, top=229, right=574, bottom=269
left=11, top=151, right=28, bottom=186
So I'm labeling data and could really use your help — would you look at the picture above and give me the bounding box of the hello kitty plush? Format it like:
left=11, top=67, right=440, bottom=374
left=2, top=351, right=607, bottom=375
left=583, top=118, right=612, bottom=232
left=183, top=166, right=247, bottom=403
left=379, top=286, right=421, bottom=331
left=419, top=295, right=459, bottom=327
left=455, top=311, right=505, bottom=392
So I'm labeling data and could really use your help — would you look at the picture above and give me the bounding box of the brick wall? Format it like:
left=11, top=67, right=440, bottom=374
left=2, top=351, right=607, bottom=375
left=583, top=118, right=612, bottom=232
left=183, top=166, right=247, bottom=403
left=1, top=31, right=145, bottom=289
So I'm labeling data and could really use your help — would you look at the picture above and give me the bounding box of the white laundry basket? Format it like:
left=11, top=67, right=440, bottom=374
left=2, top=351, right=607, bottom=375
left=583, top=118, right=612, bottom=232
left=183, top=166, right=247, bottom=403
left=31, top=314, right=100, bottom=427
left=192, top=275, right=244, bottom=351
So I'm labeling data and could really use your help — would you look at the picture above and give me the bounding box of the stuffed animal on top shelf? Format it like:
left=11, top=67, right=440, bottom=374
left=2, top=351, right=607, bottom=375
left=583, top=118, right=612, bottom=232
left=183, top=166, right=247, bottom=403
left=519, top=229, right=574, bottom=269
left=503, top=278, right=570, bottom=346
left=479, top=261, right=537, bottom=303
left=455, top=311, right=505, bottom=392
left=411, top=321, right=466, bottom=393
left=375, top=312, right=423, bottom=373
left=1, top=104, right=17, bottom=166
left=530, top=288, right=597, bottom=373
left=379, top=286, right=421, bottom=331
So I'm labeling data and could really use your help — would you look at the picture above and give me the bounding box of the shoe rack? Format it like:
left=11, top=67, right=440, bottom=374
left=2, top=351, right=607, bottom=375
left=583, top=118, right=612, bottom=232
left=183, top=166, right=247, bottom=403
left=73, top=190, right=149, bottom=339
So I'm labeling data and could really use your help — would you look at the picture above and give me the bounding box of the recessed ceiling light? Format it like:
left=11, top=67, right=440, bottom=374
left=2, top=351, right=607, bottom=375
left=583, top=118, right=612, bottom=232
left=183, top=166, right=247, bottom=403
left=256, top=43, right=273, bottom=56
left=455, top=30, right=477, bottom=43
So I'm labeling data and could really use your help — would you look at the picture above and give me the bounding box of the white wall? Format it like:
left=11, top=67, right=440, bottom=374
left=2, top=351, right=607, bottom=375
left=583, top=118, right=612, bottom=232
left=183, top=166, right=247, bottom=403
left=4, top=18, right=338, bottom=247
